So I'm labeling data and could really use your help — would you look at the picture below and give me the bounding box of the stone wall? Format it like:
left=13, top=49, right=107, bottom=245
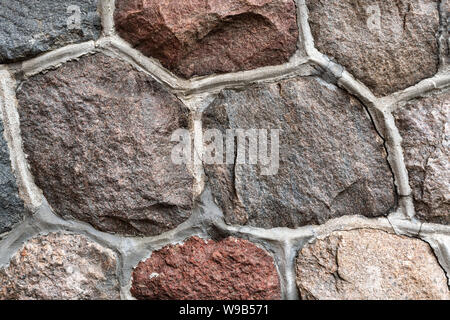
left=0, top=0, right=449, bottom=300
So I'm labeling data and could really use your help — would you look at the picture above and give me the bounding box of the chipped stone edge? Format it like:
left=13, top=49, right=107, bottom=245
left=0, top=0, right=448, bottom=300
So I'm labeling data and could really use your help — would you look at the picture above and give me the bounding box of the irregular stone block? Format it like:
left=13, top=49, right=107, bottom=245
left=306, top=0, right=440, bottom=96
left=0, top=119, right=24, bottom=234
left=296, top=229, right=450, bottom=300
left=16, top=53, right=194, bottom=236
left=0, top=233, right=120, bottom=300
left=203, top=77, right=396, bottom=229
left=0, top=0, right=101, bottom=63
left=394, top=90, right=449, bottom=224
left=114, top=0, right=299, bottom=78
left=131, top=236, right=281, bottom=300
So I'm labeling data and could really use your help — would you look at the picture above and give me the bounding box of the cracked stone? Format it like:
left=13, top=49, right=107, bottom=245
left=0, top=0, right=101, bottom=63
left=16, top=53, right=194, bottom=236
left=296, top=229, right=450, bottom=300
left=306, top=0, right=440, bottom=96
left=131, top=236, right=281, bottom=300
left=0, top=233, right=120, bottom=300
left=202, top=77, right=396, bottom=229
left=114, top=0, right=299, bottom=78
left=0, top=119, right=24, bottom=234
left=394, top=89, right=450, bottom=224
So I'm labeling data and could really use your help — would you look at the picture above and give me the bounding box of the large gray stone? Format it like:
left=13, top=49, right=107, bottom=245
left=16, top=53, right=194, bottom=236
left=203, top=77, right=396, bottom=228
left=0, top=119, right=24, bottom=234
left=306, top=0, right=440, bottom=96
left=394, top=89, right=449, bottom=224
left=0, top=0, right=101, bottom=63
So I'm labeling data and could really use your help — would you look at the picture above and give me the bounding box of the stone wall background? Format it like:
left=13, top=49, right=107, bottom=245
left=0, top=0, right=449, bottom=300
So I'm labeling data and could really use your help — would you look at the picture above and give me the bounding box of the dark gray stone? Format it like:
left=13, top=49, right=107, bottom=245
left=16, top=53, right=194, bottom=237
left=203, top=77, right=396, bottom=228
left=0, top=120, right=24, bottom=234
left=0, top=0, right=101, bottom=64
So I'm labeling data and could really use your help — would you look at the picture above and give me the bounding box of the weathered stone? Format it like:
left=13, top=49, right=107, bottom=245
left=0, top=119, right=24, bottom=234
left=114, top=0, right=299, bottom=78
left=0, top=233, right=120, bottom=300
left=131, top=236, right=281, bottom=300
left=296, top=229, right=450, bottom=300
left=394, top=90, right=449, bottom=224
left=16, top=53, right=194, bottom=236
left=306, top=0, right=440, bottom=96
left=440, top=0, right=449, bottom=67
left=203, top=77, right=396, bottom=229
left=0, top=0, right=101, bottom=63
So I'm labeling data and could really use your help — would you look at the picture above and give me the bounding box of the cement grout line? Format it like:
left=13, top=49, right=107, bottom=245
left=99, top=0, right=116, bottom=37
left=0, top=70, right=43, bottom=209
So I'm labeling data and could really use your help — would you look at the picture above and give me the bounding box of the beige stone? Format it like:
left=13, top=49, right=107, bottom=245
left=296, top=229, right=450, bottom=300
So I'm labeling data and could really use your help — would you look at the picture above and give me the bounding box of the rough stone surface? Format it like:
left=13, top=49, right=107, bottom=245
left=0, top=233, right=120, bottom=300
left=394, top=90, right=449, bottom=224
left=440, top=0, right=449, bottom=67
left=306, top=0, right=440, bottom=96
left=203, top=77, right=396, bottom=229
left=16, top=53, right=194, bottom=236
left=131, top=236, right=281, bottom=300
left=0, top=119, right=24, bottom=234
left=0, top=0, right=101, bottom=63
left=114, top=0, right=299, bottom=78
left=296, top=229, right=450, bottom=300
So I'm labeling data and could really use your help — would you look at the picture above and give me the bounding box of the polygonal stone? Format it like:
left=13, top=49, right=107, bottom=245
left=296, top=229, right=450, bottom=300
left=131, top=236, right=281, bottom=300
left=0, top=119, right=24, bottom=234
left=393, top=89, right=449, bottom=224
left=306, top=0, right=440, bottom=96
left=203, top=77, right=396, bottom=229
left=16, top=53, right=194, bottom=236
left=114, top=0, right=299, bottom=78
left=0, top=233, right=120, bottom=300
left=0, top=0, right=101, bottom=63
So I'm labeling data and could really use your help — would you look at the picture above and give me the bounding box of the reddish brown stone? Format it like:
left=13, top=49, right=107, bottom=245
left=16, top=53, right=194, bottom=236
left=131, top=237, right=281, bottom=300
left=114, top=0, right=299, bottom=78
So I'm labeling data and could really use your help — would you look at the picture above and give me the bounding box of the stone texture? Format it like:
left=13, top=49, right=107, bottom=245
left=0, top=0, right=101, bottom=63
left=394, top=90, right=449, bottom=224
left=16, top=53, right=194, bottom=236
left=131, top=236, right=281, bottom=300
left=0, top=233, right=120, bottom=300
left=0, top=119, right=24, bottom=234
left=296, top=229, right=450, bottom=300
left=440, top=0, right=449, bottom=67
left=114, top=0, right=299, bottom=78
left=306, top=0, right=440, bottom=96
left=203, top=77, right=396, bottom=229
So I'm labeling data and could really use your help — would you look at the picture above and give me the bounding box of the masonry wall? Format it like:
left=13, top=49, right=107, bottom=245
left=0, top=0, right=449, bottom=300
